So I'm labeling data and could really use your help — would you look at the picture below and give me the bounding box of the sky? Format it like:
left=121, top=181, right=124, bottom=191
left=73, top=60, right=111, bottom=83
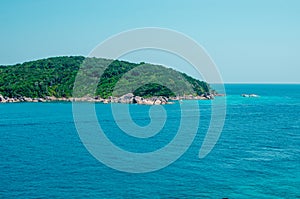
left=0, top=0, right=299, bottom=83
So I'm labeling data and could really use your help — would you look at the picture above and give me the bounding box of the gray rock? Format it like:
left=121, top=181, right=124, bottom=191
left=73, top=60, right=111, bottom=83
left=143, top=99, right=154, bottom=105
left=37, top=98, right=46, bottom=102
left=0, top=94, right=4, bottom=102
left=103, top=99, right=109, bottom=104
left=133, top=96, right=143, bottom=104
left=24, top=97, right=33, bottom=102
left=121, top=93, right=134, bottom=99
left=45, top=96, right=57, bottom=101
left=119, top=93, right=134, bottom=103
left=154, top=99, right=161, bottom=105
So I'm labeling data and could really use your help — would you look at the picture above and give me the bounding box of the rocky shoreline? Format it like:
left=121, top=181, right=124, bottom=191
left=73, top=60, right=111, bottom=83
left=0, top=93, right=218, bottom=105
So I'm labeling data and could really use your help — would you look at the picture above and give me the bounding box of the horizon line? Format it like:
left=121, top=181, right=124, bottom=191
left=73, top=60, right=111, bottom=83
left=213, top=82, right=300, bottom=84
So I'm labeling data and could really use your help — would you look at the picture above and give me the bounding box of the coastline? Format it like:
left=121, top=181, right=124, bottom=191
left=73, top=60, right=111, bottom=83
left=0, top=93, right=221, bottom=105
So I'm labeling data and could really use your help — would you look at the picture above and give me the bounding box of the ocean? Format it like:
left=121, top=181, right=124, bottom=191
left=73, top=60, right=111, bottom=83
left=0, top=84, right=299, bottom=198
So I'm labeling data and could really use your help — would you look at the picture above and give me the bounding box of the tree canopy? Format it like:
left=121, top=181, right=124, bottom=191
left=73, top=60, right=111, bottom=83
left=0, top=56, right=211, bottom=98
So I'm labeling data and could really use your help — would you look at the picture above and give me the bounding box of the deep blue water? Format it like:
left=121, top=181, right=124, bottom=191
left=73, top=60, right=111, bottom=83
left=0, top=84, right=299, bottom=198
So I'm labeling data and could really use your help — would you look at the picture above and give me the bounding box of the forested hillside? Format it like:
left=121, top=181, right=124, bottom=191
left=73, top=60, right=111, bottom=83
left=0, top=56, right=211, bottom=98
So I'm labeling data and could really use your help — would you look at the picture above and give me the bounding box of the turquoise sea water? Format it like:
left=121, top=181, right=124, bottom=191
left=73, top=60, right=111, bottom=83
left=0, top=84, right=299, bottom=198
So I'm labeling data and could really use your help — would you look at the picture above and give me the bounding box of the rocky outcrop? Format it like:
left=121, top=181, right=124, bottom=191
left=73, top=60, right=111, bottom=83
left=0, top=92, right=219, bottom=104
left=0, top=94, right=5, bottom=103
left=241, top=94, right=260, bottom=98
left=169, top=93, right=215, bottom=100
left=132, top=96, right=169, bottom=105
left=101, top=93, right=170, bottom=105
left=119, top=93, right=134, bottom=104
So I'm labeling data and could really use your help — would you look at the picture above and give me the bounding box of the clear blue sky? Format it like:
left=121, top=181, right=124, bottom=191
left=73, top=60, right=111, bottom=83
left=0, top=0, right=299, bottom=83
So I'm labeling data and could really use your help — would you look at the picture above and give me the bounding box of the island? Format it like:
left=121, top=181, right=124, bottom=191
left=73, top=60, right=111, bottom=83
left=0, top=56, right=216, bottom=104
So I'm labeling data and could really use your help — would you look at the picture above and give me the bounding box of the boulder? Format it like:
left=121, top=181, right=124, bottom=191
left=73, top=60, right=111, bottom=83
left=13, top=98, right=20, bottom=103
left=203, top=93, right=214, bottom=100
left=94, top=98, right=104, bottom=103
left=110, top=97, right=118, bottom=103
left=119, top=93, right=134, bottom=103
left=103, top=99, right=109, bottom=104
left=82, top=97, right=94, bottom=102
left=249, top=94, right=259, bottom=98
left=121, top=93, right=134, bottom=99
left=133, top=96, right=144, bottom=104
left=24, top=97, right=33, bottom=102
left=37, top=98, right=46, bottom=102
left=18, top=97, right=25, bottom=102
left=157, top=96, right=168, bottom=104
left=45, top=96, right=57, bottom=101
left=0, top=94, right=4, bottom=102
left=143, top=99, right=154, bottom=105
left=154, top=99, right=161, bottom=105
left=162, top=96, right=168, bottom=102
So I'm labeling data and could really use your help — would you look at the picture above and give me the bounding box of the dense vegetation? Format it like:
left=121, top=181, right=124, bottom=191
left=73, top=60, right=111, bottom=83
left=0, top=56, right=211, bottom=98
